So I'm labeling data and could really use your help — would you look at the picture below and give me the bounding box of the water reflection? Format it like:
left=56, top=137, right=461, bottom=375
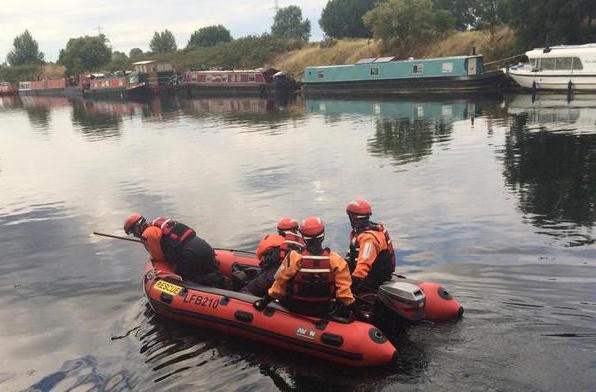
left=180, top=95, right=305, bottom=130
left=71, top=99, right=124, bottom=138
left=506, top=93, right=596, bottom=132
left=20, top=96, right=69, bottom=130
left=306, top=98, right=475, bottom=166
left=23, top=355, right=137, bottom=392
left=502, top=94, right=596, bottom=246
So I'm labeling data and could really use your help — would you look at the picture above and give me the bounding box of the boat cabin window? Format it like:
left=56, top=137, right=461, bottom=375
left=317, top=71, right=325, bottom=79
left=370, top=67, right=379, bottom=76
left=248, top=74, right=256, bottom=82
left=442, top=62, right=453, bottom=73
left=536, top=57, right=584, bottom=71
left=541, top=58, right=555, bottom=70
left=413, top=64, right=424, bottom=74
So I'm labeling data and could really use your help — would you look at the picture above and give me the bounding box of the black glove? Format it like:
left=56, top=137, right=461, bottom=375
left=253, top=294, right=272, bottom=311
left=334, top=301, right=356, bottom=319
left=351, top=277, right=364, bottom=293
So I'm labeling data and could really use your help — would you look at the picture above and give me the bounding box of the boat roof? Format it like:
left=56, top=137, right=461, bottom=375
left=526, top=43, right=596, bottom=56
left=133, top=60, right=171, bottom=65
left=188, top=69, right=266, bottom=73
left=306, top=54, right=482, bottom=70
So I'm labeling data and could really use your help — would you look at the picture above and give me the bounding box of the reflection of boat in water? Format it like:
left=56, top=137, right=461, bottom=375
left=74, top=98, right=149, bottom=117
left=305, top=97, right=474, bottom=121
left=505, top=93, right=596, bottom=130
left=180, top=96, right=283, bottom=114
left=20, top=95, right=71, bottom=108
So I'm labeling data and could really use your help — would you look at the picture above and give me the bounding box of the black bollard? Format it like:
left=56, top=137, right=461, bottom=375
left=531, top=81, right=537, bottom=103
left=567, top=80, right=573, bottom=102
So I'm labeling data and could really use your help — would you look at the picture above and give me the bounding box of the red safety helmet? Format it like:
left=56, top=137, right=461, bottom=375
left=277, top=217, right=299, bottom=232
left=256, top=234, right=285, bottom=259
left=124, top=213, right=146, bottom=235
left=299, top=216, right=325, bottom=239
left=346, top=199, right=372, bottom=218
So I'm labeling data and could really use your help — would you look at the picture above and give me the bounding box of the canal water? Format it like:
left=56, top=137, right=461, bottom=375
left=0, top=93, right=594, bottom=391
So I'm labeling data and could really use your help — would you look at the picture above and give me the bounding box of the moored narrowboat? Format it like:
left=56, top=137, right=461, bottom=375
left=0, top=81, right=16, bottom=95
left=182, top=67, right=293, bottom=96
left=86, top=73, right=149, bottom=99
left=302, top=54, right=504, bottom=95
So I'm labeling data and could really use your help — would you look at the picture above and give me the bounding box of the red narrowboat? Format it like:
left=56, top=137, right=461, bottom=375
left=182, top=67, right=293, bottom=96
left=0, top=81, right=15, bottom=95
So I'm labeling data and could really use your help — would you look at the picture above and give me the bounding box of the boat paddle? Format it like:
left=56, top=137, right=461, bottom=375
left=92, top=231, right=255, bottom=254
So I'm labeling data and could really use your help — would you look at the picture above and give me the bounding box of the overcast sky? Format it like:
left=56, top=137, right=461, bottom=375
left=2, top=0, right=328, bottom=63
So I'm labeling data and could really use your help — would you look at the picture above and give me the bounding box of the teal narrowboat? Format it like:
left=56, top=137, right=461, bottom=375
left=302, top=55, right=504, bottom=95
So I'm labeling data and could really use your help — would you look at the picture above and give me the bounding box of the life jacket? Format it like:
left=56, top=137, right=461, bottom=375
left=349, top=222, right=396, bottom=272
left=151, top=217, right=196, bottom=263
left=288, top=248, right=335, bottom=305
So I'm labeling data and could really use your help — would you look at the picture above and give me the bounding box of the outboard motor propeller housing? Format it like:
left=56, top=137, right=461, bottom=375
left=377, top=280, right=426, bottom=322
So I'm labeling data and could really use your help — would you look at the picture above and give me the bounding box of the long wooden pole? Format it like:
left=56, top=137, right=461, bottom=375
left=92, top=231, right=255, bottom=255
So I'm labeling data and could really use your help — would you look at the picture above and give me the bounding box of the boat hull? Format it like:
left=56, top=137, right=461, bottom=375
left=143, top=261, right=396, bottom=367
left=302, top=70, right=505, bottom=96
left=183, top=84, right=289, bottom=97
left=506, top=70, right=596, bottom=91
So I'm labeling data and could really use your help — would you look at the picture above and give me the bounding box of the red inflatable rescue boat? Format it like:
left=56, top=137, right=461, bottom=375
left=143, top=260, right=397, bottom=367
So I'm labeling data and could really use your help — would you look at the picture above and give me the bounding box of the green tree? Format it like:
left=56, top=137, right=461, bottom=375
left=500, top=0, right=596, bottom=48
left=6, top=30, right=44, bottom=66
left=363, top=0, right=436, bottom=54
left=58, top=34, right=111, bottom=76
left=187, top=25, right=232, bottom=48
left=129, top=48, right=143, bottom=59
left=271, top=5, right=311, bottom=41
left=432, top=0, right=476, bottom=31
left=110, top=51, right=128, bottom=70
left=319, top=0, right=376, bottom=38
left=150, top=30, right=177, bottom=53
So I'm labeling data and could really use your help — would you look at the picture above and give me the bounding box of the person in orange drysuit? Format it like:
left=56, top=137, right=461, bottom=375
left=346, top=200, right=396, bottom=293
left=241, top=234, right=286, bottom=297
left=253, top=216, right=355, bottom=317
left=124, top=213, right=226, bottom=287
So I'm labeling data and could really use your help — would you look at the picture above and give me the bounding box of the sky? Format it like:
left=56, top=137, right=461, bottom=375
left=1, top=0, right=328, bottom=63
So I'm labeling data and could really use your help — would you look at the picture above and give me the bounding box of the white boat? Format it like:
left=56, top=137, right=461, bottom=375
left=504, top=43, right=596, bottom=91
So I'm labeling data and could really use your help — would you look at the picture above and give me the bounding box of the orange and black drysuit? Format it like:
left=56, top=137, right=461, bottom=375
left=348, top=222, right=396, bottom=291
left=142, top=217, right=224, bottom=287
left=268, top=248, right=355, bottom=316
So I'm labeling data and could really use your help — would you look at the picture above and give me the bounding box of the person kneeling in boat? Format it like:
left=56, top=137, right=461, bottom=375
left=253, top=216, right=355, bottom=318
left=346, top=200, right=396, bottom=293
left=240, top=234, right=286, bottom=296
left=124, top=214, right=227, bottom=288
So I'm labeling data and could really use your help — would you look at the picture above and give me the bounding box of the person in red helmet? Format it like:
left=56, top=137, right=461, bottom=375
left=276, top=216, right=305, bottom=252
left=124, top=214, right=226, bottom=287
left=253, top=216, right=355, bottom=317
left=346, top=200, right=396, bottom=293
left=240, top=234, right=287, bottom=296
